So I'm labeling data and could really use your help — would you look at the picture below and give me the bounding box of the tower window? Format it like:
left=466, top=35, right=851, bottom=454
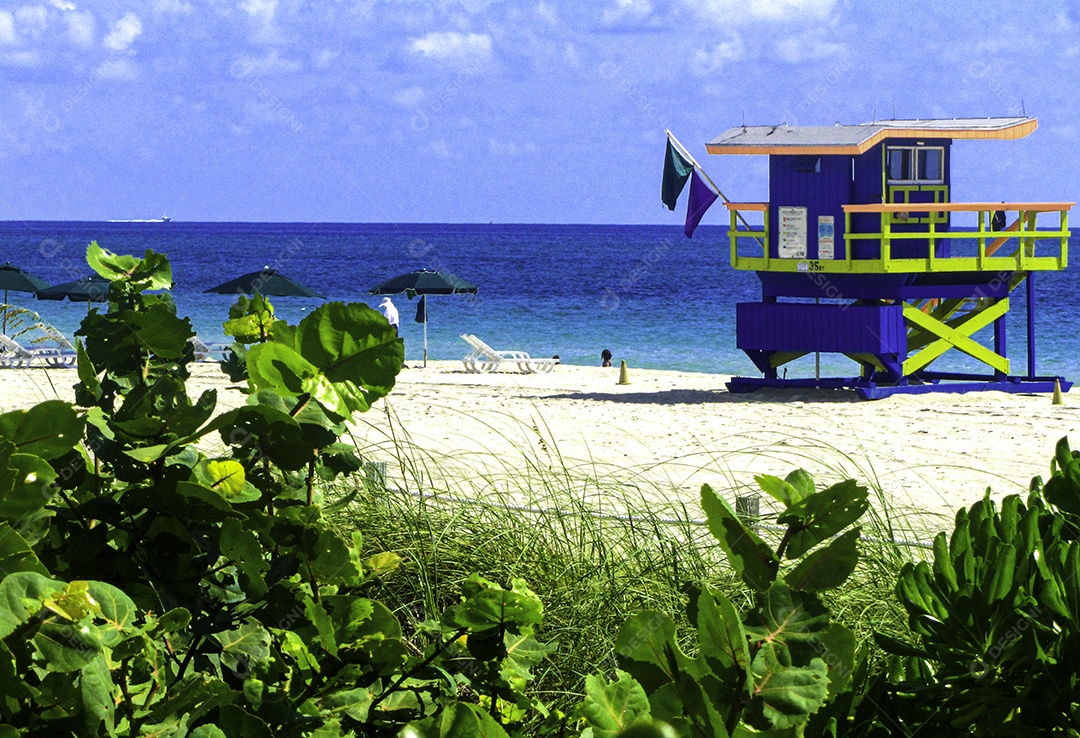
left=886, top=146, right=945, bottom=183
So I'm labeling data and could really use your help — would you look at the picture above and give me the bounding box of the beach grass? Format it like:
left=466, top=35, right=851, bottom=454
left=331, top=406, right=927, bottom=711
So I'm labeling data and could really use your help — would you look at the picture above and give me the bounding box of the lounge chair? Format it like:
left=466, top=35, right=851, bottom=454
left=460, top=334, right=556, bottom=374
left=189, top=337, right=232, bottom=362
left=0, top=334, right=76, bottom=369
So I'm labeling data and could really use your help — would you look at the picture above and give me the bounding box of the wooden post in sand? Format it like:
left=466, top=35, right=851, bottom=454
left=735, top=494, right=760, bottom=523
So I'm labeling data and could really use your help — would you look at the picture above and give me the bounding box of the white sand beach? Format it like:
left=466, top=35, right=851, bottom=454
left=3, top=361, right=1077, bottom=536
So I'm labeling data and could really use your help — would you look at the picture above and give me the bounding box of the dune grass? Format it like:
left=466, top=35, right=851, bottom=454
left=330, top=403, right=934, bottom=712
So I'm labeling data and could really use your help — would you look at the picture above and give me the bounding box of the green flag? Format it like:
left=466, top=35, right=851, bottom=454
left=662, top=137, right=694, bottom=211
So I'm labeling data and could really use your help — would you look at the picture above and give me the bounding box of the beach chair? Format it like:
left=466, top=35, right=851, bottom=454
left=0, top=334, right=76, bottom=369
left=460, top=334, right=556, bottom=374
left=189, top=337, right=233, bottom=362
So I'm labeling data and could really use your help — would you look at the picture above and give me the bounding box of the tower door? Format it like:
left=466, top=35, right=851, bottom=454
left=884, top=145, right=949, bottom=257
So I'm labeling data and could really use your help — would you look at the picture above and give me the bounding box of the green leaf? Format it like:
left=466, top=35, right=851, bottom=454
left=86, top=581, right=138, bottom=648
left=306, top=525, right=362, bottom=586
left=211, top=620, right=271, bottom=676
left=748, top=647, right=828, bottom=730
left=0, top=400, right=85, bottom=460
left=190, top=727, right=228, bottom=738
left=207, top=459, right=246, bottom=498
left=815, top=623, right=856, bottom=698
left=220, top=518, right=268, bottom=598
left=224, top=294, right=276, bottom=343
left=784, top=528, right=860, bottom=591
left=304, top=596, right=338, bottom=658
left=438, top=701, right=512, bottom=738
left=87, top=241, right=173, bottom=291
left=0, top=571, right=65, bottom=638
left=756, top=469, right=814, bottom=507
left=80, top=653, right=118, bottom=735
left=294, top=302, right=403, bottom=406
left=171, top=481, right=244, bottom=521
left=34, top=620, right=103, bottom=671
left=614, top=725, right=680, bottom=738
left=0, top=521, right=48, bottom=577
left=701, top=484, right=779, bottom=591
left=447, top=575, right=544, bottom=633
left=580, top=671, right=652, bottom=737
left=614, top=611, right=681, bottom=692
left=778, top=479, right=868, bottom=559
left=0, top=452, right=57, bottom=525
left=745, top=582, right=831, bottom=649
left=696, top=586, right=751, bottom=695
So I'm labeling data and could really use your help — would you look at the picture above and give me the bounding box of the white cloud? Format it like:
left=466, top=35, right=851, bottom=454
left=488, top=138, right=535, bottom=156
left=0, top=50, right=41, bottom=66
left=230, top=48, right=301, bottom=77
left=104, top=12, right=142, bottom=51
left=536, top=1, right=559, bottom=26
left=239, top=0, right=277, bottom=22
left=66, top=11, right=95, bottom=48
left=409, top=31, right=491, bottom=62
left=603, top=0, right=654, bottom=25
left=393, top=86, right=425, bottom=107
left=690, top=35, right=746, bottom=74
left=96, top=57, right=140, bottom=80
left=429, top=139, right=450, bottom=158
left=775, top=32, right=844, bottom=62
left=154, top=0, right=195, bottom=14
left=15, top=6, right=49, bottom=38
left=50, top=0, right=76, bottom=10
left=313, top=48, right=339, bottom=68
left=0, top=12, right=16, bottom=46
left=563, top=42, right=579, bottom=67
left=683, top=0, right=836, bottom=22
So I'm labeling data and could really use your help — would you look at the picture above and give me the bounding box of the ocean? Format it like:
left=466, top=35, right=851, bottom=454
left=1, top=221, right=1078, bottom=380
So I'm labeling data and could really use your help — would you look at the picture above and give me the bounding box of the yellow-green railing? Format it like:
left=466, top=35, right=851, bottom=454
left=726, top=201, right=1072, bottom=274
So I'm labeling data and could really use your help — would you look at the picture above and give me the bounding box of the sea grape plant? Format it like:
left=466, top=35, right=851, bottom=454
left=580, top=472, right=868, bottom=736
left=872, top=436, right=1080, bottom=735
left=0, top=243, right=559, bottom=737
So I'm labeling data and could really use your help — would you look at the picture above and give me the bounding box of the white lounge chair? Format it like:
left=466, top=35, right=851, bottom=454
left=0, top=334, right=76, bottom=369
left=460, top=334, right=556, bottom=374
left=189, top=337, right=233, bottom=362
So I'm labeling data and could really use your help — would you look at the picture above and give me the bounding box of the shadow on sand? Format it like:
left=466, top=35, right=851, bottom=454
left=545, top=387, right=863, bottom=406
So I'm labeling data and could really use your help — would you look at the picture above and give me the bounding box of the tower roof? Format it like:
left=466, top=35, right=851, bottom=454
left=706, top=117, right=1037, bottom=155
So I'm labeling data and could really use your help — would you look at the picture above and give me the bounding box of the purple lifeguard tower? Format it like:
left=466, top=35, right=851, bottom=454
left=706, top=117, right=1072, bottom=399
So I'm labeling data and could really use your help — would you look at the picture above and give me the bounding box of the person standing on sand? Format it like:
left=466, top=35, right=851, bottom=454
left=601, top=349, right=613, bottom=367
left=379, top=297, right=399, bottom=333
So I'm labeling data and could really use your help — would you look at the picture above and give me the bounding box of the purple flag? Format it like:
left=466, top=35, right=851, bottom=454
left=684, top=169, right=718, bottom=238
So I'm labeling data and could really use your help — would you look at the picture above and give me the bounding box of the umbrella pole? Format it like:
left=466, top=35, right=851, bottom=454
left=423, top=312, right=428, bottom=368
left=2, top=289, right=7, bottom=335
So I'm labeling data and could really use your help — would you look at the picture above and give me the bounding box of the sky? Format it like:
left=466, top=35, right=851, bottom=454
left=1, top=0, right=1078, bottom=224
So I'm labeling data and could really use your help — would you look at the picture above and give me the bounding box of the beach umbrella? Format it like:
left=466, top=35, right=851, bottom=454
left=0, top=263, right=48, bottom=334
left=36, top=274, right=111, bottom=302
left=369, top=269, right=478, bottom=367
left=204, top=268, right=325, bottom=298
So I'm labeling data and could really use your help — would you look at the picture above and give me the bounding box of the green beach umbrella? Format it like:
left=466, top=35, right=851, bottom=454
left=369, top=269, right=479, bottom=367
left=36, top=273, right=112, bottom=303
left=0, top=263, right=49, bottom=334
left=204, top=268, right=325, bottom=298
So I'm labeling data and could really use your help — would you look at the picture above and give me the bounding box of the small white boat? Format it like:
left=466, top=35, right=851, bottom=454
left=107, top=214, right=171, bottom=223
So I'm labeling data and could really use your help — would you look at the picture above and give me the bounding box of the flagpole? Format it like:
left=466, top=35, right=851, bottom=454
left=666, top=130, right=726, bottom=200
left=666, top=130, right=763, bottom=248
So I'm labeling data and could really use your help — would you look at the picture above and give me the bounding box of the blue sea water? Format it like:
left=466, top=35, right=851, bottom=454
left=1, top=220, right=1077, bottom=379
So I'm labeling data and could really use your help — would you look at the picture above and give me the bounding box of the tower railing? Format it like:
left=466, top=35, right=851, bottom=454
left=726, top=201, right=1071, bottom=274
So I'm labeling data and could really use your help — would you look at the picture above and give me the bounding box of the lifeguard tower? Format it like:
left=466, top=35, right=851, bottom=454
left=708, top=117, right=1072, bottom=399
